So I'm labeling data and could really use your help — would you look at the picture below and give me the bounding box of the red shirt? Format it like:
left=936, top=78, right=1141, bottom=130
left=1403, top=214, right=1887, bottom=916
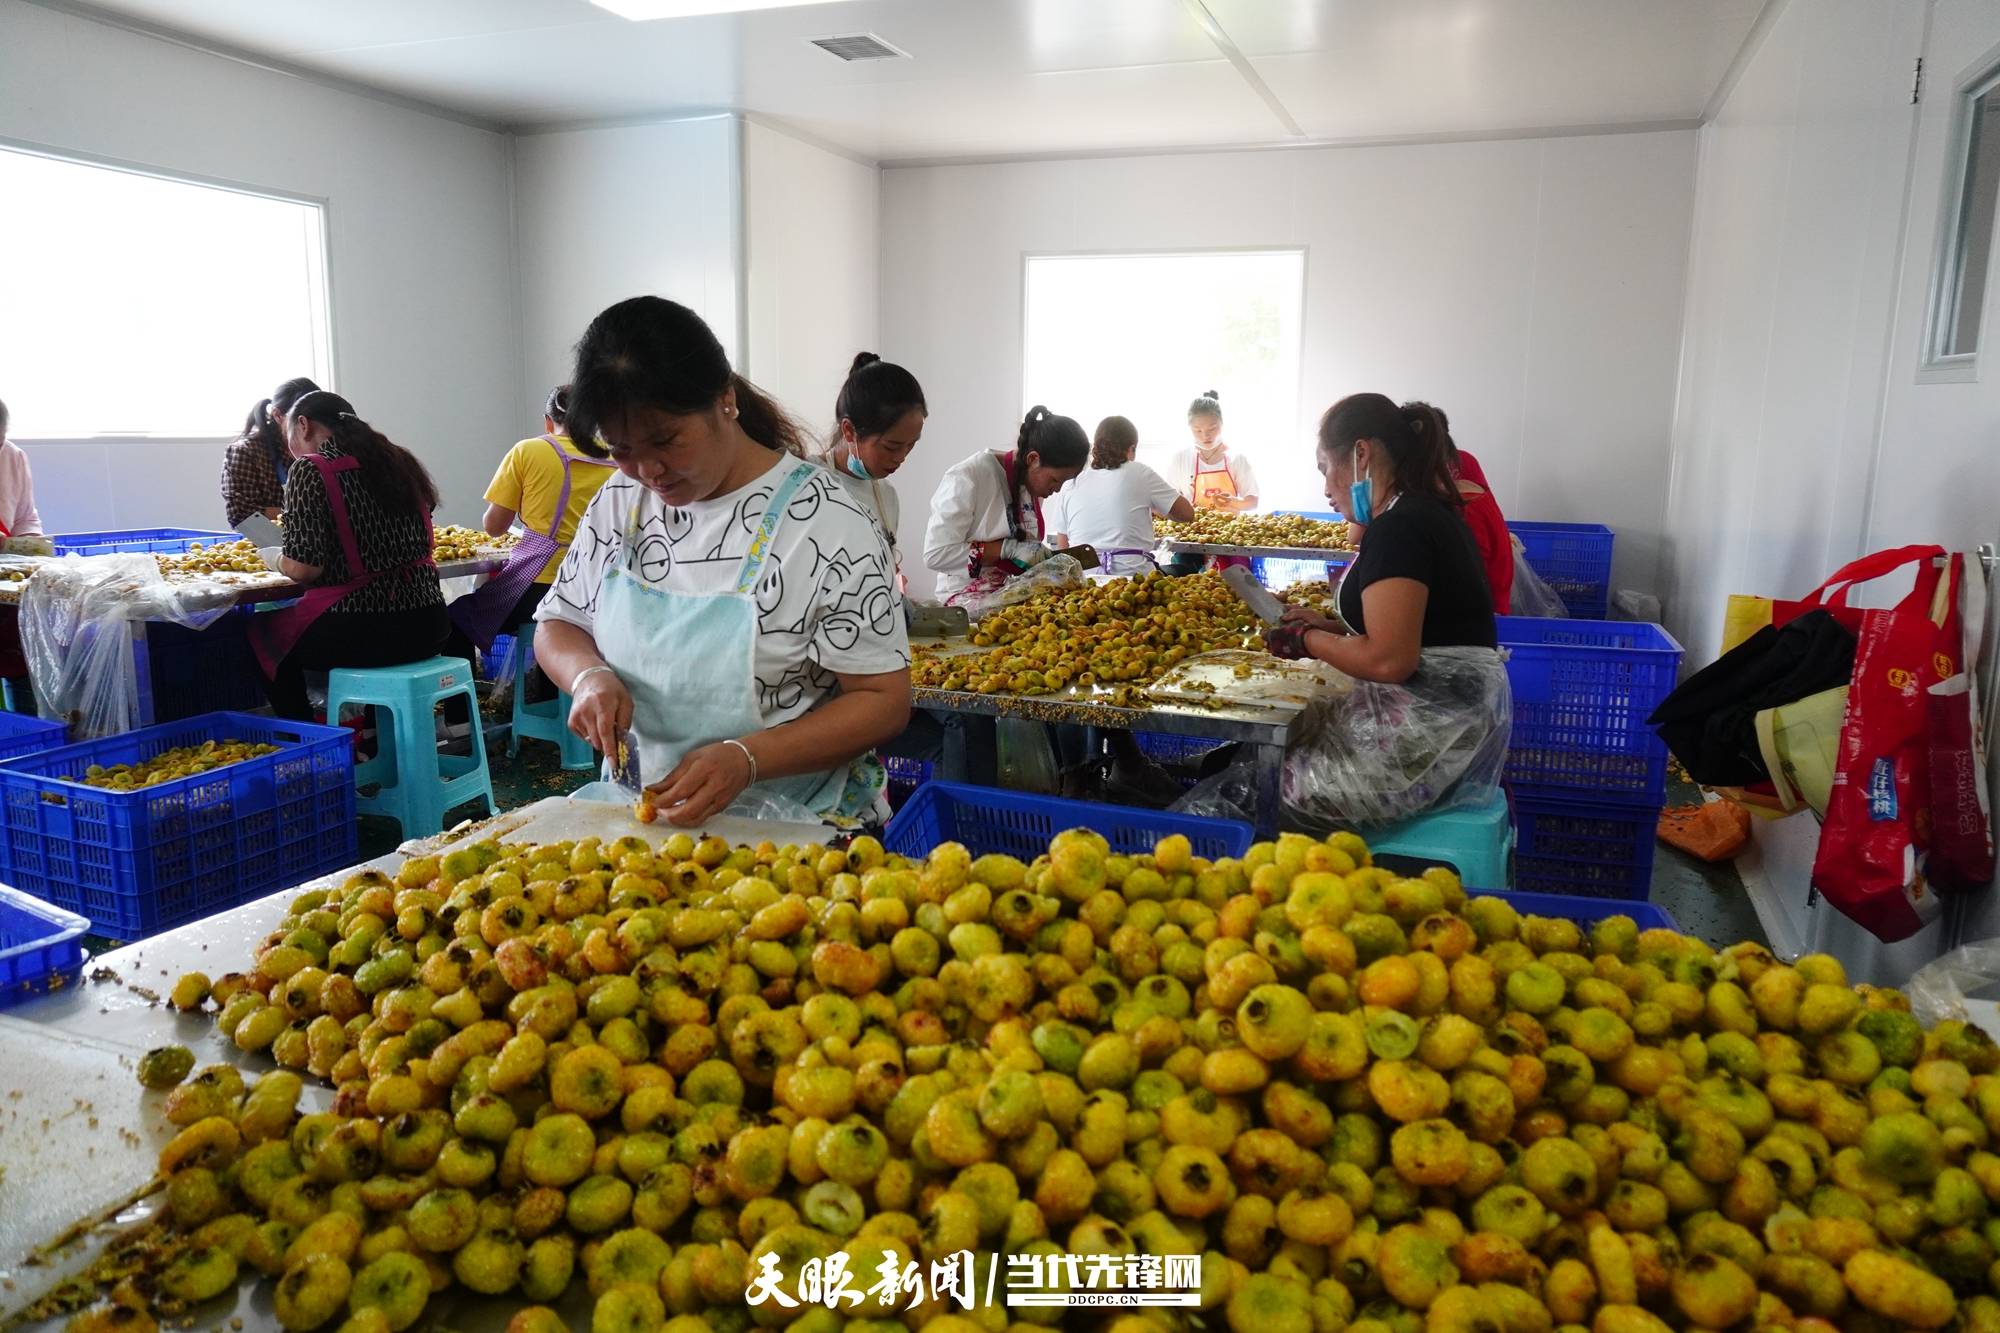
left=1453, top=450, right=1513, bottom=615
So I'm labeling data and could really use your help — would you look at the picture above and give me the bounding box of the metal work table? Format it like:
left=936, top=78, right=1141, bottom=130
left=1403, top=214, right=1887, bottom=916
left=0, top=796, right=832, bottom=1332
left=1158, top=539, right=1355, bottom=564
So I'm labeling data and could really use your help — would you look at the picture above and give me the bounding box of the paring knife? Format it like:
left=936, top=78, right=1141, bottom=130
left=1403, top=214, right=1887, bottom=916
left=612, top=728, right=643, bottom=796
left=1222, top=564, right=1288, bottom=627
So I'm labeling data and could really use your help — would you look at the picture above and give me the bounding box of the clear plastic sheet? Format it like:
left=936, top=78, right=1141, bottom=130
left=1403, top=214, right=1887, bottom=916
left=943, top=554, right=1085, bottom=620
left=21, top=554, right=236, bottom=738
left=1510, top=538, right=1569, bottom=618
left=1174, top=646, right=1513, bottom=832
left=1909, top=941, right=2000, bottom=1027
left=1614, top=589, right=1664, bottom=623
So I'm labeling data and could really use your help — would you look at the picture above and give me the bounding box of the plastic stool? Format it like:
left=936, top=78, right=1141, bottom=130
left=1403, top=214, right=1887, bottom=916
left=327, top=656, right=495, bottom=839
left=509, top=639, right=598, bottom=770
left=1362, top=791, right=1514, bottom=889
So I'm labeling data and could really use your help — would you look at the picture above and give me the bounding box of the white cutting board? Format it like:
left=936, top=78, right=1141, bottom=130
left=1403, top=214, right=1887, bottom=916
left=1147, top=649, right=1353, bottom=710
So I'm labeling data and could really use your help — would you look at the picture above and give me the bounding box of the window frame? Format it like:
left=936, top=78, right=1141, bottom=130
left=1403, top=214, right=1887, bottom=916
left=0, top=137, right=336, bottom=439
left=1016, top=244, right=1310, bottom=477
left=1921, top=61, right=2000, bottom=382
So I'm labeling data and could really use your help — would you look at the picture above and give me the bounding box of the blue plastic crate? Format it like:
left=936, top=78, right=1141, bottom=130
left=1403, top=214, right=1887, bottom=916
left=1510, top=522, right=1615, bottom=618
left=0, top=884, right=89, bottom=1009
left=481, top=635, right=517, bottom=681
left=53, top=528, right=240, bottom=556
left=0, top=711, right=356, bottom=939
left=885, top=781, right=1254, bottom=863
left=0, top=710, right=67, bottom=764
left=1496, top=616, right=1683, bottom=805
left=145, top=612, right=268, bottom=723
left=1512, top=794, right=1661, bottom=901
left=1468, top=886, right=1677, bottom=931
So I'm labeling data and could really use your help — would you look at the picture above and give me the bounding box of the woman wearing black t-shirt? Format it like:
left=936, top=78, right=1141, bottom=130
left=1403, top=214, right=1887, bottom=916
left=1258, top=392, right=1508, bottom=829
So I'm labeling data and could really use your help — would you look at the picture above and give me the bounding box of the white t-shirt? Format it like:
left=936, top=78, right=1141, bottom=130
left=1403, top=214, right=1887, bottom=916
left=1050, top=463, right=1182, bottom=552
left=1169, top=445, right=1259, bottom=506
left=923, top=451, right=1042, bottom=600
left=0, top=443, right=43, bottom=538
left=536, top=458, right=909, bottom=722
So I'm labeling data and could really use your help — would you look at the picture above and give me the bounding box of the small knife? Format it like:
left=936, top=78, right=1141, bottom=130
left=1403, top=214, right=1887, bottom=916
left=612, top=729, right=643, bottom=795
left=1222, top=564, right=1287, bottom=627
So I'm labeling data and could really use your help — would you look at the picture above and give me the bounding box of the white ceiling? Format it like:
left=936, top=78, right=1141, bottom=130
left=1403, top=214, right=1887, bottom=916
left=51, top=0, right=1768, bottom=163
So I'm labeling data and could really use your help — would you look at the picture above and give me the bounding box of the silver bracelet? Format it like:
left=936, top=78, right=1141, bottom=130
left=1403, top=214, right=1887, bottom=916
left=722, top=738, right=759, bottom=785
left=571, top=664, right=618, bottom=694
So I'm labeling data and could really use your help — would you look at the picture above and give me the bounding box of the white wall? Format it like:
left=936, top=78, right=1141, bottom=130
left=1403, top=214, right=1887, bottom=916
left=880, top=132, right=1697, bottom=599
left=742, top=120, right=880, bottom=438
left=513, top=116, right=744, bottom=425
left=0, top=1, right=520, bottom=532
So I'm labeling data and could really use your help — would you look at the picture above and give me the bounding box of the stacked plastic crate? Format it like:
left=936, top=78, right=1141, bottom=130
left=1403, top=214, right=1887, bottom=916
left=1496, top=617, right=1684, bottom=900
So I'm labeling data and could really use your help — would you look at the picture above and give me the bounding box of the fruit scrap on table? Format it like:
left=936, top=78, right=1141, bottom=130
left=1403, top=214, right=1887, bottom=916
left=433, top=526, right=519, bottom=562
left=1156, top=511, right=1354, bottom=551
left=42, top=822, right=2000, bottom=1333
left=81, top=740, right=280, bottom=790
left=154, top=540, right=274, bottom=579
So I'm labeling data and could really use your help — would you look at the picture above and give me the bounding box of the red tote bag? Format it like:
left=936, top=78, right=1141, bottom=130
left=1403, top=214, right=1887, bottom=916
left=1810, top=546, right=1952, bottom=940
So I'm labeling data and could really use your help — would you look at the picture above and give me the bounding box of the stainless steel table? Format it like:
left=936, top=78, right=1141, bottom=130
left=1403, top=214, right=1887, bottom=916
left=0, top=797, right=833, bottom=1332
left=1159, top=539, right=1356, bottom=564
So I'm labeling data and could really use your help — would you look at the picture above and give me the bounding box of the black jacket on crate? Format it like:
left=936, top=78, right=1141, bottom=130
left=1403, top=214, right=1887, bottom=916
left=1647, top=610, right=1857, bottom=786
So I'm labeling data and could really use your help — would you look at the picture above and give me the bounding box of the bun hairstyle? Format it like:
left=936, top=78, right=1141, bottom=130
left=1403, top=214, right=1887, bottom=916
left=1317, top=393, right=1460, bottom=507
left=289, top=391, right=441, bottom=521
left=833, top=351, right=927, bottom=443
left=1008, top=406, right=1089, bottom=539
left=1091, top=415, right=1139, bottom=470
left=240, top=376, right=321, bottom=481
left=566, top=296, right=806, bottom=461
left=1188, top=390, right=1223, bottom=420
left=544, top=384, right=572, bottom=429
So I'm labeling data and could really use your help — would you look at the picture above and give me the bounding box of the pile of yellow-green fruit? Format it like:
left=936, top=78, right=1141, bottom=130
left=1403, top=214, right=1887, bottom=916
left=155, top=540, right=273, bottom=578
left=80, top=740, right=281, bottom=791
left=1155, top=513, right=1353, bottom=552
left=913, top=571, right=1266, bottom=701
left=435, top=527, right=518, bottom=563
left=67, top=824, right=2000, bottom=1333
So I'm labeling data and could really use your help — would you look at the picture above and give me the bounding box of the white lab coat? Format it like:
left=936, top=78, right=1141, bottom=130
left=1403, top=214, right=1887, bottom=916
left=923, top=451, right=1040, bottom=600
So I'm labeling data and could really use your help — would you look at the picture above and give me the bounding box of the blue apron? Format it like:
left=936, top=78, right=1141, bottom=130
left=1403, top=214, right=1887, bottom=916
left=595, top=460, right=884, bottom=821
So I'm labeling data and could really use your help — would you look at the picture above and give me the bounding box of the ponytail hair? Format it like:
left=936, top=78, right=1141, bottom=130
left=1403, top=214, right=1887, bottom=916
left=240, top=376, right=320, bottom=482
left=833, top=352, right=926, bottom=443
left=566, top=295, right=806, bottom=461
left=544, top=384, right=572, bottom=429
left=1188, top=390, right=1222, bottom=421
left=1008, top=406, right=1088, bottom=539
left=1316, top=392, right=1459, bottom=506
left=290, top=391, right=440, bottom=520
left=1091, top=415, right=1138, bottom=470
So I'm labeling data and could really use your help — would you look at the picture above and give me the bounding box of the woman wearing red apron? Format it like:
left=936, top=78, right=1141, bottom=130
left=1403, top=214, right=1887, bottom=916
left=252, top=391, right=449, bottom=720
left=454, top=385, right=616, bottom=653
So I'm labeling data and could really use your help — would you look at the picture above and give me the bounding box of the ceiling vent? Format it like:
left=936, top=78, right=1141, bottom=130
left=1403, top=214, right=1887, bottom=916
left=809, top=32, right=908, bottom=62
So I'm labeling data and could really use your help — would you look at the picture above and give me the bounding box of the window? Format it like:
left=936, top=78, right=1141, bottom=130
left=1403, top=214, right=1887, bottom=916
left=0, top=146, right=330, bottom=437
left=1022, top=250, right=1306, bottom=507
left=1927, top=67, right=2000, bottom=371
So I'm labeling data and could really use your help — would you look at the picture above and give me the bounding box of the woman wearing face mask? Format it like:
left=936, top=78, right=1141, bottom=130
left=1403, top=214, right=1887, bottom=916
left=253, top=391, right=450, bottom=719
left=534, top=297, right=911, bottom=827
left=220, top=376, right=319, bottom=528
left=818, top=353, right=926, bottom=581
left=922, top=407, right=1088, bottom=603
left=1170, top=391, right=1258, bottom=513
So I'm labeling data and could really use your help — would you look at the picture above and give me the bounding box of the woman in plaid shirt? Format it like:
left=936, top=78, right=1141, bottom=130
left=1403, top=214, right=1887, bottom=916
left=219, top=377, right=318, bottom=526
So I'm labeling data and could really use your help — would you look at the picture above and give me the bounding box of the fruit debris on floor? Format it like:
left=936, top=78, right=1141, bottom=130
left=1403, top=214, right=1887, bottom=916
left=32, top=818, right=1986, bottom=1333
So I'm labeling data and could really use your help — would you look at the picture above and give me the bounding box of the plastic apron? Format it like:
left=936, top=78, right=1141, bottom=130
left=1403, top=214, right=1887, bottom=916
left=252, top=454, right=437, bottom=676
left=593, top=460, right=884, bottom=821
left=449, top=436, right=614, bottom=652
left=945, top=452, right=1048, bottom=608
left=1190, top=449, right=1250, bottom=571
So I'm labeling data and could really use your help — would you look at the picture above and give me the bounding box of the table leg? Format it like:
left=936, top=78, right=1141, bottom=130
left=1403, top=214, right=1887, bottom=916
left=129, top=619, right=155, bottom=727
left=1253, top=741, right=1283, bottom=838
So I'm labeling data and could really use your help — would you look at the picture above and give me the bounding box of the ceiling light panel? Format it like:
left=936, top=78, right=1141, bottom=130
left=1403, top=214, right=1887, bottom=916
left=590, top=0, right=850, bottom=20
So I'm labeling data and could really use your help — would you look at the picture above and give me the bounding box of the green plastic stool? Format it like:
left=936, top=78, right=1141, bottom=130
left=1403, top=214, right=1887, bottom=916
left=509, top=639, right=597, bottom=770
left=1362, top=791, right=1514, bottom=889
left=328, top=656, right=495, bottom=839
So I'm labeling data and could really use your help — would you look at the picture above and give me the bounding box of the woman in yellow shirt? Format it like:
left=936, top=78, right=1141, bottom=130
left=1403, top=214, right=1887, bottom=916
left=451, top=385, right=616, bottom=651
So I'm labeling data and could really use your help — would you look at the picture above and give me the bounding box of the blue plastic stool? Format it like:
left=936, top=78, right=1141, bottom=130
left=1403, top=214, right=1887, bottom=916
left=327, top=656, right=495, bottom=839
left=1362, top=791, right=1514, bottom=889
left=509, top=639, right=597, bottom=770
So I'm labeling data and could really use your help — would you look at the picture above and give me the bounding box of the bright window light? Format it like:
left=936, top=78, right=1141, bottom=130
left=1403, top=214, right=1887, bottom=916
left=1023, top=251, right=1309, bottom=514
left=0, top=147, right=330, bottom=439
left=589, top=0, right=849, bottom=19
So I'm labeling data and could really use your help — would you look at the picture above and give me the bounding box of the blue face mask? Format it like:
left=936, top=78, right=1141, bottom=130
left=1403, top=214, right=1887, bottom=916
left=1348, top=448, right=1374, bottom=525
left=845, top=450, right=873, bottom=481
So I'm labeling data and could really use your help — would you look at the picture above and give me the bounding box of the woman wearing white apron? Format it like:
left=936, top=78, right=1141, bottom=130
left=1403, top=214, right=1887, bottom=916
left=533, top=297, right=912, bottom=827
left=816, top=352, right=925, bottom=587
